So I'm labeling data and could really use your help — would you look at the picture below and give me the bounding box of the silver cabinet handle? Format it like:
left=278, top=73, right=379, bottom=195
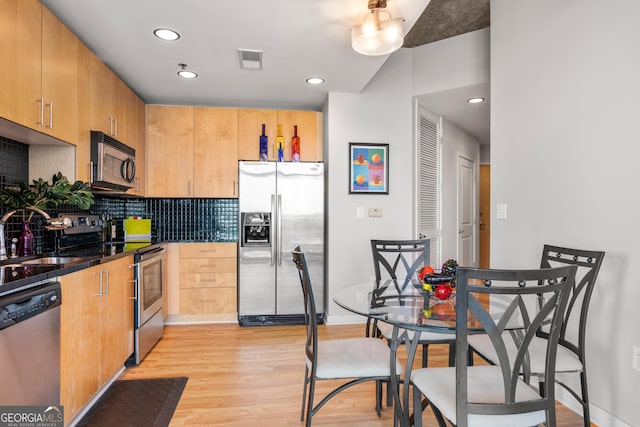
left=36, top=98, right=44, bottom=126
left=45, top=101, right=53, bottom=128
left=103, top=269, right=110, bottom=295
left=94, top=270, right=102, bottom=297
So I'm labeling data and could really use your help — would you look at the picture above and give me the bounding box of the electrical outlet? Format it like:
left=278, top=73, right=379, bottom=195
left=633, top=346, right=640, bottom=372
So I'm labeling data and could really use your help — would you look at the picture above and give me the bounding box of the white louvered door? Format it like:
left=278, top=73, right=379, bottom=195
left=416, top=107, right=441, bottom=268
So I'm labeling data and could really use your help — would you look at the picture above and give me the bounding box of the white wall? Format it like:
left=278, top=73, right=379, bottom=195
left=491, top=1, right=640, bottom=426
left=324, top=49, right=414, bottom=322
left=412, top=29, right=490, bottom=95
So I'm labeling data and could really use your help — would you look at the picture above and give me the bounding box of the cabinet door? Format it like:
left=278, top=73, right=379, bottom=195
left=60, top=265, right=101, bottom=425
left=237, top=109, right=278, bottom=161
left=146, top=105, right=194, bottom=197
left=90, top=54, right=117, bottom=136
left=111, top=76, right=130, bottom=142
left=41, top=5, right=78, bottom=144
left=0, top=0, right=42, bottom=128
left=99, top=256, right=134, bottom=386
left=76, top=41, right=92, bottom=182
left=130, top=95, right=146, bottom=195
left=193, top=107, right=238, bottom=197
left=277, top=110, right=322, bottom=161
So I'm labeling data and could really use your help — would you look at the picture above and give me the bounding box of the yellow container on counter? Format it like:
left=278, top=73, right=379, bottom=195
left=123, top=217, right=151, bottom=242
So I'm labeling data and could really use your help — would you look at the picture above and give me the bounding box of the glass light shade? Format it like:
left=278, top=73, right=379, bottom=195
left=352, top=9, right=404, bottom=56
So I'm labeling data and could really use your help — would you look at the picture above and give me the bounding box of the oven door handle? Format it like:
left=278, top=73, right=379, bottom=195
left=137, top=246, right=166, bottom=262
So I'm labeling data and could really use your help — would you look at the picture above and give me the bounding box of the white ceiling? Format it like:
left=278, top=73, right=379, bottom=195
left=40, top=0, right=489, bottom=144
left=417, top=83, right=490, bottom=145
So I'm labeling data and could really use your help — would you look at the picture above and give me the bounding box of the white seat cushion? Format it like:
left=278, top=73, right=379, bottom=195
left=411, top=365, right=546, bottom=427
left=309, top=337, right=403, bottom=379
left=377, top=321, right=454, bottom=343
left=468, top=333, right=583, bottom=375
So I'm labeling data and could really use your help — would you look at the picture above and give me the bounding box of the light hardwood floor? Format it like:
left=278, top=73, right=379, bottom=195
left=120, top=323, right=593, bottom=426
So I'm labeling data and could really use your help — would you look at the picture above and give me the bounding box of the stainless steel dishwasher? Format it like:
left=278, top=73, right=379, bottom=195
left=0, top=281, right=61, bottom=405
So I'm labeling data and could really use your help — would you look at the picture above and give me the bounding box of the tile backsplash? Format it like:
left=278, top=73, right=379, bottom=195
left=0, top=136, right=238, bottom=252
left=94, top=197, right=238, bottom=243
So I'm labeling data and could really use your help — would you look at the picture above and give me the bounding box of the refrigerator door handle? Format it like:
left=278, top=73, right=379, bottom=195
left=271, top=194, right=276, bottom=266
left=277, top=194, right=283, bottom=266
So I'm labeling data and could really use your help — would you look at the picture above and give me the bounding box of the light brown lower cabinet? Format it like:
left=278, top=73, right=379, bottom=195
left=178, top=242, right=237, bottom=316
left=59, top=255, right=135, bottom=425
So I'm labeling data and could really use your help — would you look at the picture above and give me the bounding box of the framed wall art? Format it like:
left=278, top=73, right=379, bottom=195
left=348, top=142, right=389, bottom=194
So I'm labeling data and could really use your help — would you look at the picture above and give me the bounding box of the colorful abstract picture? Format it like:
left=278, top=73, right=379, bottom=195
left=349, top=143, right=389, bottom=194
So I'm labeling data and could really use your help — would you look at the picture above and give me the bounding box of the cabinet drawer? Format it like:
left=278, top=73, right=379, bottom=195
left=179, top=257, right=236, bottom=273
left=179, top=242, right=237, bottom=259
left=180, top=271, right=237, bottom=289
left=179, top=288, right=237, bottom=315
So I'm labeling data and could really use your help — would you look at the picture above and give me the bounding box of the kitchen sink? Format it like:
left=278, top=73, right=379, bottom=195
left=21, top=256, right=88, bottom=265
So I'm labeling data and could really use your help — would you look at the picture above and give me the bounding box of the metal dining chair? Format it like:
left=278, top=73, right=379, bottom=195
left=291, top=246, right=402, bottom=427
left=368, top=239, right=455, bottom=368
left=411, top=265, right=576, bottom=427
left=467, top=245, right=605, bottom=427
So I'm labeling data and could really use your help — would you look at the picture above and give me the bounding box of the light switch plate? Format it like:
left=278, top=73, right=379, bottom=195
left=368, top=208, right=383, bottom=217
left=496, top=203, right=508, bottom=220
left=356, top=207, right=364, bottom=219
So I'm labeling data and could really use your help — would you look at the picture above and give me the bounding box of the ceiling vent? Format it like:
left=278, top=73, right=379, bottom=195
left=238, top=49, right=263, bottom=70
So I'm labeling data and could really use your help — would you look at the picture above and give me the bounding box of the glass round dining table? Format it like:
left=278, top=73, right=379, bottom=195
left=333, top=277, right=458, bottom=427
left=333, top=277, right=458, bottom=334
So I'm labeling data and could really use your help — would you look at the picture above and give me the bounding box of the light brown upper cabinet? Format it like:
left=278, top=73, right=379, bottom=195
left=0, top=0, right=78, bottom=144
left=89, top=55, right=129, bottom=142
left=237, top=109, right=322, bottom=162
left=147, top=106, right=239, bottom=198
left=75, top=42, right=92, bottom=182
left=129, top=94, right=146, bottom=196
left=76, top=42, right=143, bottom=185
left=146, top=105, right=194, bottom=197
left=237, top=109, right=278, bottom=161
left=193, top=107, right=238, bottom=197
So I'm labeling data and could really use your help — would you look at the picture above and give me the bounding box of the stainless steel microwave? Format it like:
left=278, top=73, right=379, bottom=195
left=90, top=130, right=136, bottom=192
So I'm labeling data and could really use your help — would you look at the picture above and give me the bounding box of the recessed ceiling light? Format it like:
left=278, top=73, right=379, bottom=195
left=467, top=97, right=485, bottom=104
left=178, top=70, right=198, bottom=79
left=154, top=28, right=180, bottom=41
left=306, top=77, right=324, bottom=85
left=177, top=63, right=197, bottom=79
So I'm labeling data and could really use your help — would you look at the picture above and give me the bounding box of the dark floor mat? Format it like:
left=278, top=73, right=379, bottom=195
left=75, top=377, right=188, bottom=427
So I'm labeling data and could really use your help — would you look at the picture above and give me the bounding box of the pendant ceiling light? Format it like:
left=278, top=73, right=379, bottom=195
left=351, top=0, right=405, bottom=56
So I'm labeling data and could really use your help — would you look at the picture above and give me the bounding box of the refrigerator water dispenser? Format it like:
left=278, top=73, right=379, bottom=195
left=241, top=212, right=271, bottom=246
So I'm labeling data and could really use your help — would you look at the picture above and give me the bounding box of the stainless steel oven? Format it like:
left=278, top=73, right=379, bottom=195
left=131, top=245, right=166, bottom=365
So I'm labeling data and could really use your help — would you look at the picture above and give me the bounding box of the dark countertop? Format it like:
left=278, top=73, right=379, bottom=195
left=0, top=241, right=164, bottom=297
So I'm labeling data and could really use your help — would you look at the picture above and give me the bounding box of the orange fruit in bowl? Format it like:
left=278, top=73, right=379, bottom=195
left=418, top=265, right=435, bottom=280
left=371, top=153, right=381, bottom=163
left=355, top=175, right=366, bottom=185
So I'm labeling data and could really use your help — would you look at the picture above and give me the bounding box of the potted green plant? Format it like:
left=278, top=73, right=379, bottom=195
left=0, top=172, right=93, bottom=214
left=0, top=172, right=94, bottom=255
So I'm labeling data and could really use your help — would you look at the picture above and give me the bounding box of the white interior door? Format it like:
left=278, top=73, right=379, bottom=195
left=457, top=155, right=476, bottom=267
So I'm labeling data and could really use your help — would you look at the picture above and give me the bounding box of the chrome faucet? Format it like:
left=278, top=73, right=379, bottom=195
left=0, top=206, right=52, bottom=261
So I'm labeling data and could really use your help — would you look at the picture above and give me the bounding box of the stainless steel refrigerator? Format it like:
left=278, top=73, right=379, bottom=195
left=238, top=161, right=325, bottom=325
